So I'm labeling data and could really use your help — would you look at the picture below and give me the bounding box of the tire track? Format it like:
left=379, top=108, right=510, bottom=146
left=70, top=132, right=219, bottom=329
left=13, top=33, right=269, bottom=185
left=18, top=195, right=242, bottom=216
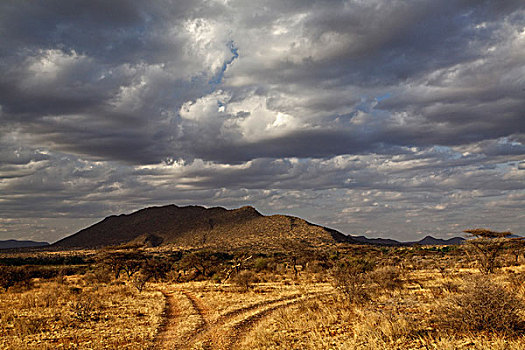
left=223, top=292, right=335, bottom=350
left=156, top=287, right=334, bottom=350
left=191, top=291, right=333, bottom=350
left=185, top=293, right=309, bottom=349
left=154, top=291, right=180, bottom=350
left=181, top=291, right=211, bottom=340
left=219, top=293, right=305, bottom=321
left=155, top=290, right=210, bottom=350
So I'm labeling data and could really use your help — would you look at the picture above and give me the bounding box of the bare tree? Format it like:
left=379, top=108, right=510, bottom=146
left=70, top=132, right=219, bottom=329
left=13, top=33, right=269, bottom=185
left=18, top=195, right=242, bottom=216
left=223, top=255, right=252, bottom=282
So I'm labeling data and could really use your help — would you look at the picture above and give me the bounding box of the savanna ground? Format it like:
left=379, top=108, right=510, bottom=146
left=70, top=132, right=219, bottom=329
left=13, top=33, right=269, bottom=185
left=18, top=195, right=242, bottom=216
left=1, top=241, right=525, bottom=349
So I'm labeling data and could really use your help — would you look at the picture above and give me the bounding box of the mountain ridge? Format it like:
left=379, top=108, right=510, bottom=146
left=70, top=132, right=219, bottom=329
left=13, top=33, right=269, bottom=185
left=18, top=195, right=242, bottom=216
left=52, top=204, right=356, bottom=250
left=414, top=235, right=465, bottom=246
left=349, top=234, right=465, bottom=246
left=50, top=204, right=466, bottom=250
left=0, top=239, right=50, bottom=250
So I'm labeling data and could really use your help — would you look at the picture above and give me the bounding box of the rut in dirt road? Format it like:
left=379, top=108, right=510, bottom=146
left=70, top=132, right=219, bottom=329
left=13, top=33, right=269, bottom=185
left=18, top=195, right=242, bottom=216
left=155, top=290, right=211, bottom=350
left=154, top=291, right=180, bottom=349
left=155, top=288, right=334, bottom=350
left=186, top=293, right=309, bottom=349
left=222, top=293, right=334, bottom=350
left=182, top=291, right=211, bottom=339
left=191, top=291, right=335, bottom=350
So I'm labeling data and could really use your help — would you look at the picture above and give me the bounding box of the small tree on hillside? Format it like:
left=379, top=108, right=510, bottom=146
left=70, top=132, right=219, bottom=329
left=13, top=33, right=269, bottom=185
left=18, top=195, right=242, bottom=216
left=463, top=228, right=513, bottom=274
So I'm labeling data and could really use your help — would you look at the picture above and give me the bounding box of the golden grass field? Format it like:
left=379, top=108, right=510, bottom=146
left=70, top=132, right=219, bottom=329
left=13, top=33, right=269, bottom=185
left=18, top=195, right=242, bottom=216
left=1, top=245, right=525, bottom=349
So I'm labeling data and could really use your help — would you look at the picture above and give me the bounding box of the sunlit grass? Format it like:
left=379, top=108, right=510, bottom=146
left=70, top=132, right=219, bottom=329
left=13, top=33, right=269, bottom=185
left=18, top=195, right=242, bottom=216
left=1, top=247, right=524, bottom=349
left=0, top=277, right=164, bottom=349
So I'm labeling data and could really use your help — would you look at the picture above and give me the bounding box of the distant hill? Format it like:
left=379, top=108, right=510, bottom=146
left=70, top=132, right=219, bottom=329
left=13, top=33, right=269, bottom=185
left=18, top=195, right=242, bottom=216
left=0, top=239, right=49, bottom=249
left=414, top=235, right=465, bottom=246
left=350, top=235, right=403, bottom=246
left=52, top=205, right=356, bottom=250
left=349, top=235, right=465, bottom=246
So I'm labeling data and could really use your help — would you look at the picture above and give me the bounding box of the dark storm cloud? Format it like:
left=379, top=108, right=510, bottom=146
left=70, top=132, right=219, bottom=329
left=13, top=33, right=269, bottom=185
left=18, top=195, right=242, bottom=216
left=0, top=0, right=200, bottom=61
left=0, top=0, right=232, bottom=163
left=0, top=0, right=523, bottom=164
left=0, top=0, right=524, bottom=241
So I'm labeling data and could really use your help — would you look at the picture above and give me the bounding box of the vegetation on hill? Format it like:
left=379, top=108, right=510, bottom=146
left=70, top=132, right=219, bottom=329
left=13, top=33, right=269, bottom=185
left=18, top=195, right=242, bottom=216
left=51, top=205, right=354, bottom=250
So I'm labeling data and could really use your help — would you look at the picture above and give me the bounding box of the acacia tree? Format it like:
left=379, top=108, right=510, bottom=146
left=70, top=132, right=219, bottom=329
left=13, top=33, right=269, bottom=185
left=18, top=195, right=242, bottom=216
left=463, top=228, right=514, bottom=273
left=98, top=250, right=147, bottom=279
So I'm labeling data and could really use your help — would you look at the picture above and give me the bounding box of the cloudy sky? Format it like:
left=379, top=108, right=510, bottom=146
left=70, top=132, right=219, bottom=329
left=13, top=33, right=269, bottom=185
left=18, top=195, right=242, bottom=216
left=1, top=0, right=524, bottom=243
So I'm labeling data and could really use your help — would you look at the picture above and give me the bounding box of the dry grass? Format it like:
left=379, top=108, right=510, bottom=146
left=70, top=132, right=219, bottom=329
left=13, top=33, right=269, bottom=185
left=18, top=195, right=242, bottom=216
left=240, top=265, right=525, bottom=350
left=434, top=275, right=525, bottom=335
left=1, top=247, right=525, bottom=349
left=0, top=277, right=164, bottom=349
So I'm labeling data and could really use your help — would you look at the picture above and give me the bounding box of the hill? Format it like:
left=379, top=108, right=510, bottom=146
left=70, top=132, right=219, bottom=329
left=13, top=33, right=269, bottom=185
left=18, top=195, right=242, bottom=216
left=348, top=235, right=465, bottom=246
left=350, top=235, right=403, bottom=246
left=414, top=235, right=465, bottom=246
left=0, top=239, right=49, bottom=249
left=52, top=205, right=356, bottom=250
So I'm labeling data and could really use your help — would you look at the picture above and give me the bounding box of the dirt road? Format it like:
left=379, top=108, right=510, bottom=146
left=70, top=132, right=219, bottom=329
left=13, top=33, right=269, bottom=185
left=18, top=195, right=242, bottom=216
left=155, top=285, right=333, bottom=350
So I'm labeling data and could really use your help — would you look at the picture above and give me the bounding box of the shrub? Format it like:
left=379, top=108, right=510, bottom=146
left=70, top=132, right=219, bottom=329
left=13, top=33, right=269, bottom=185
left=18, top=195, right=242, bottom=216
left=441, top=279, right=460, bottom=293
left=0, top=266, right=32, bottom=291
left=352, top=308, right=421, bottom=345
left=211, top=273, right=222, bottom=284
left=331, top=259, right=374, bottom=304
left=84, top=266, right=113, bottom=285
left=508, top=272, right=525, bottom=292
left=70, top=294, right=99, bottom=322
left=253, top=257, right=269, bottom=272
left=369, top=266, right=404, bottom=292
left=232, top=270, right=258, bottom=292
left=42, top=290, right=61, bottom=307
left=434, top=276, right=525, bottom=335
left=132, top=273, right=151, bottom=293
left=12, top=316, right=47, bottom=336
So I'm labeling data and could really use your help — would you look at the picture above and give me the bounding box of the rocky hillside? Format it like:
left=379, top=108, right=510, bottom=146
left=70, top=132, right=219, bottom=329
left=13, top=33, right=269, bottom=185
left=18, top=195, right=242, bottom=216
left=52, top=205, right=355, bottom=250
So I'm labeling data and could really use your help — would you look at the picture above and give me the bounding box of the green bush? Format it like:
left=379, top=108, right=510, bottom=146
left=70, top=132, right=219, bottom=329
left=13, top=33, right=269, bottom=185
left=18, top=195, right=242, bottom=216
left=253, top=257, right=269, bottom=272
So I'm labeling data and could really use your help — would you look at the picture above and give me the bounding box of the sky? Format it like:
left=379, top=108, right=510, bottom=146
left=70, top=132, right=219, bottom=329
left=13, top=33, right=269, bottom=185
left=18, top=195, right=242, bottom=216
left=0, top=0, right=524, bottom=243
